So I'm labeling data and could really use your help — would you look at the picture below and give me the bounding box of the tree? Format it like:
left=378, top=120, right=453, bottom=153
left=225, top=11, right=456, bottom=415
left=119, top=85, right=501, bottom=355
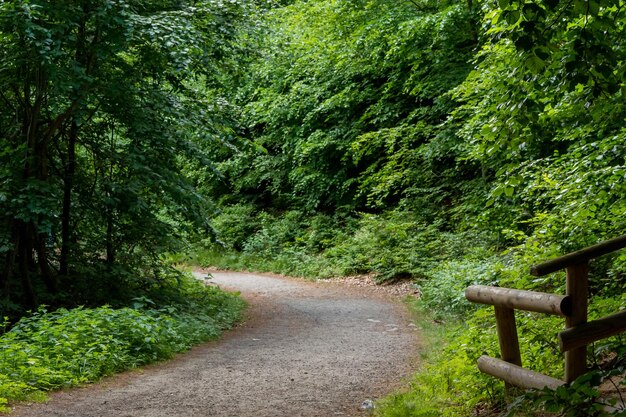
left=453, top=0, right=626, bottom=251
left=214, top=0, right=479, bottom=220
left=0, top=0, right=250, bottom=312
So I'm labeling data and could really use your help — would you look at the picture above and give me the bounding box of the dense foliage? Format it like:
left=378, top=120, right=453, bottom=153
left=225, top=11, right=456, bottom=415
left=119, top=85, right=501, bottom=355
left=0, top=2, right=249, bottom=410
left=0, top=273, right=244, bottom=412
left=0, top=0, right=251, bottom=318
left=191, top=0, right=626, bottom=415
left=200, top=0, right=626, bottom=287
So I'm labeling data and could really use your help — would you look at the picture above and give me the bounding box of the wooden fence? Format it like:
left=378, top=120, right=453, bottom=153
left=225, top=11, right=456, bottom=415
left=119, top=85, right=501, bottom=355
left=465, top=234, right=626, bottom=390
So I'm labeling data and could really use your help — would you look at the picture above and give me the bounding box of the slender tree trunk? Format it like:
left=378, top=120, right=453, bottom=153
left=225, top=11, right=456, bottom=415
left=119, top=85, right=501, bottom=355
left=32, top=79, right=56, bottom=292
left=18, top=69, right=38, bottom=306
left=106, top=120, right=115, bottom=267
left=35, top=232, right=56, bottom=293
left=18, top=223, right=37, bottom=308
left=106, top=209, right=115, bottom=265
left=31, top=66, right=57, bottom=294
left=60, top=120, right=78, bottom=276
left=0, top=253, right=10, bottom=299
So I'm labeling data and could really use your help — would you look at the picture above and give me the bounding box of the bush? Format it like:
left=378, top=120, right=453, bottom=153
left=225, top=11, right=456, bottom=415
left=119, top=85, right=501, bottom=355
left=211, top=203, right=261, bottom=251
left=195, top=208, right=496, bottom=283
left=0, top=274, right=245, bottom=411
left=416, top=253, right=501, bottom=318
left=325, top=211, right=492, bottom=282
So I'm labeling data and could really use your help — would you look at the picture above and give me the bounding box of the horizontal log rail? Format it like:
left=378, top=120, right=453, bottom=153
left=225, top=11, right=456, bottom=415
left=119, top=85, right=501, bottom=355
left=465, top=235, right=626, bottom=391
left=559, top=309, right=626, bottom=352
left=478, top=356, right=564, bottom=390
left=465, top=285, right=572, bottom=317
left=530, top=234, right=626, bottom=277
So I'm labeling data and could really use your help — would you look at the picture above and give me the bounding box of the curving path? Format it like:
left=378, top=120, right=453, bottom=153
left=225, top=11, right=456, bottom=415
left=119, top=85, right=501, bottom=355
left=12, top=272, right=419, bottom=417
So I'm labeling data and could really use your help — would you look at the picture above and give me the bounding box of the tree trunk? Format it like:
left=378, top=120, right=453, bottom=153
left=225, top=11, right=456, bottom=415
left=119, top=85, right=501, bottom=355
left=35, top=231, right=56, bottom=293
left=106, top=209, right=115, bottom=265
left=18, top=223, right=37, bottom=308
left=31, top=66, right=57, bottom=294
left=60, top=120, right=78, bottom=276
left=1, top=225, right=19, bottom=300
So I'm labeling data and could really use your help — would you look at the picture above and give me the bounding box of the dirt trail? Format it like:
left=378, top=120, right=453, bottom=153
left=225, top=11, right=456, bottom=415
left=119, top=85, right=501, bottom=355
left=12, top=272, right=420, bottom=417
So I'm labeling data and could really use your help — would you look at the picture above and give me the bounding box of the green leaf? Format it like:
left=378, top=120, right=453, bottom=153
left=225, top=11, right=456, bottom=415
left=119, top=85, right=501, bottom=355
left=525, top=53, right=545, bottom=72
left=497, top=0, right=510, bottom=10
left=504, top=9, right=521, bottom=25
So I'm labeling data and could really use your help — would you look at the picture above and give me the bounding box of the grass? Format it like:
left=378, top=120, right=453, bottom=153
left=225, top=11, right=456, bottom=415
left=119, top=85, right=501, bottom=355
left=0, top=272, right=245, bottom=413
left=373, top=302, right=504, bottom=417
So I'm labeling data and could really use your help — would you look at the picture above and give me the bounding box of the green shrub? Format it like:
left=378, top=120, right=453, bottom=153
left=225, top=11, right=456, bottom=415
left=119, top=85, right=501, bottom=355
left=0, top=274, right=245, bottom=410
left=191, top=208, right=354, bottom=278
left=195, top=208, right=497, bottom=282
left=211, top=203, right=261, bottom=251
left=325, top=211, right=492, bottom=282
left=416, top=253, right=502, bottom=318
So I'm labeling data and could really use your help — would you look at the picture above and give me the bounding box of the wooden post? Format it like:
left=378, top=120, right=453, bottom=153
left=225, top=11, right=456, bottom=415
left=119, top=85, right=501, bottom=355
left=564, top=263, right=589, bottom=383
left=494, top=306, right=522, bottom=393
left=495, top=306, right=522, bottom=366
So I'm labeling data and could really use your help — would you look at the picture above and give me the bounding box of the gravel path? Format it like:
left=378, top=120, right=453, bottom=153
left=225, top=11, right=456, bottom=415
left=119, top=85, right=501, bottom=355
left=11, top=272, right=420, bottom=417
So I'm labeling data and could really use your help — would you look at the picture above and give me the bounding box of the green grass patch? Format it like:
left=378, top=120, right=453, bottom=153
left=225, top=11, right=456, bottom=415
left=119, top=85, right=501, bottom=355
left=0, top=274, right=245, bottom=412
left=374, top=304, right=504, bottom=417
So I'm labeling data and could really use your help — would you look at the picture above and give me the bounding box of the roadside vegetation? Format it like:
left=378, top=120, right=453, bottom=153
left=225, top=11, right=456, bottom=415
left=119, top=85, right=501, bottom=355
left=0, top=273, right=245, bottom=413
left=1, top=0, right=625, bottom=415
left=0, top=1, right=249, bottom=411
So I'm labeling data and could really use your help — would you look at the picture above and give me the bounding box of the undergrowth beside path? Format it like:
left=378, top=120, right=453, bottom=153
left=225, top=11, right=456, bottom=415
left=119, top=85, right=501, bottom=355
left=373, top=301, right=626, bottom=417
left=0, top=274, right=245, bottom=413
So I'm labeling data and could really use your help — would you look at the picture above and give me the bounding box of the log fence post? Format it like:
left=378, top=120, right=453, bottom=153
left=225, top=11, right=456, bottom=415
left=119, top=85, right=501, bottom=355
left=494, top=306, right=522, bottom=367
left=564, top=263, right=589, bottom=383
left=494, top=306, right=522, bottom=392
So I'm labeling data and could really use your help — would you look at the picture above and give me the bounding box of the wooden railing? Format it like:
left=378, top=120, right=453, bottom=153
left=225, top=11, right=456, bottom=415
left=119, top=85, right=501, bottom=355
left=465, top=234, right=626, bottom=390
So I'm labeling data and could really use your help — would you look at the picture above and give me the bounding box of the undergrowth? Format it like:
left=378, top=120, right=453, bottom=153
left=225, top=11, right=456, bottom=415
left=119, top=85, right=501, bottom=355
left=0, top=273, right=245, bottom=413
left=189, top=206, right=494, bottom=282
left=374, top=292, right=626, bottom=417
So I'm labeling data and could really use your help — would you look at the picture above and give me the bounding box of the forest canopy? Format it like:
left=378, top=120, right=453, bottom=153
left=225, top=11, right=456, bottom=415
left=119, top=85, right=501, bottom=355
left=1, top=0, right=624, bottom=322
left=0, top=0, right=624, bottom=313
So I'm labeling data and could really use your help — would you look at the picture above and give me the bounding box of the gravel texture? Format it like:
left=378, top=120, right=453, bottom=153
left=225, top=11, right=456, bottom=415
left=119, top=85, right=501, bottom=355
left=11, top=271, right=420, bottom=417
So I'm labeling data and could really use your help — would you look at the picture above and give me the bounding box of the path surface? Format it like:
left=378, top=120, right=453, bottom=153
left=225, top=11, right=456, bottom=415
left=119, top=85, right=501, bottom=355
left=12, top=272, right=419, bottom=417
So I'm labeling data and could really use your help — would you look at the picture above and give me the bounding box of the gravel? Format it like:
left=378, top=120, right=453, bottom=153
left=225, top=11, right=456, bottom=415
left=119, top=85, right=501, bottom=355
left=11, top=271, right=420, bottom=417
